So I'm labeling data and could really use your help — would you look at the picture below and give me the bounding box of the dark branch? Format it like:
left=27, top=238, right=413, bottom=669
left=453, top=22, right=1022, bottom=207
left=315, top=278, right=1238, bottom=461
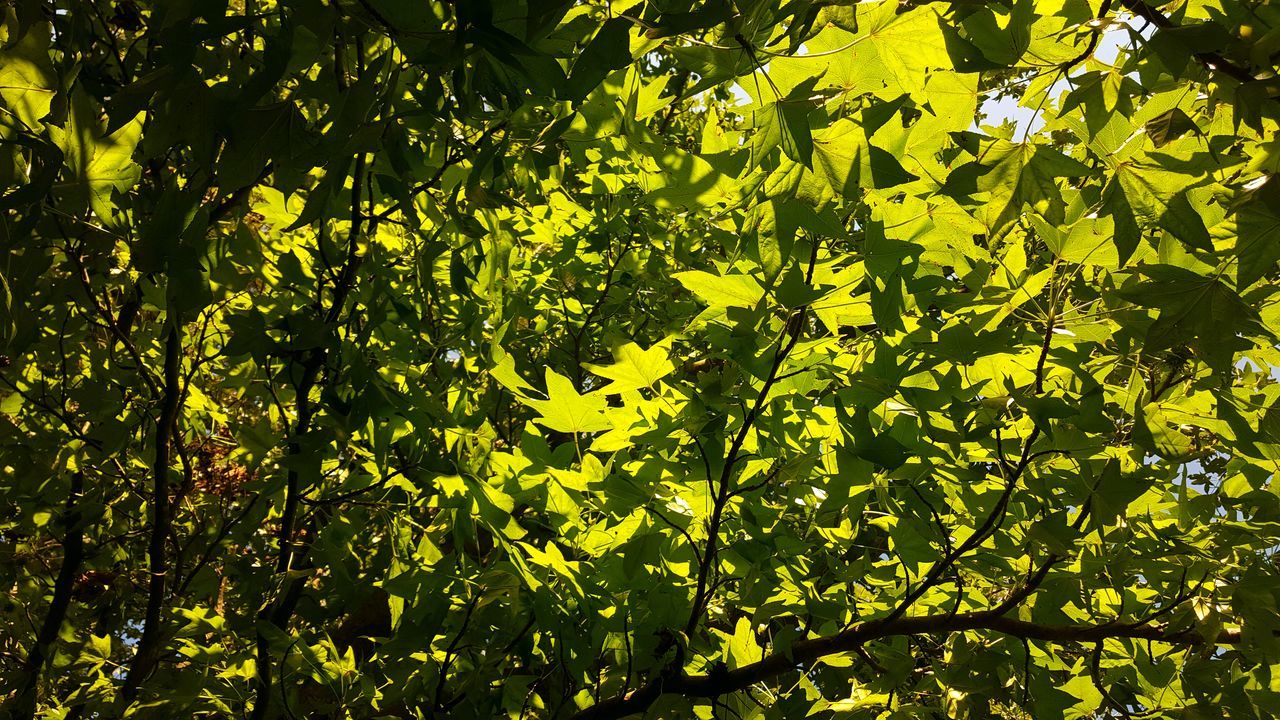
left=122, top=321, right=184, bottom=700
left=8, top=472, right=85, bottom=718
left=569, top=611, right=1236, bottom=720
left=685, top=240, right=820, bottom=637
left=1118, top=0, right=1260, bottom=85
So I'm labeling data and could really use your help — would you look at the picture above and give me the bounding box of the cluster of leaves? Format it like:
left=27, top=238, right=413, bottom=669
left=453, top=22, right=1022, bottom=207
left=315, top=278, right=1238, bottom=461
left=3, top=0, right=1280, bottom=718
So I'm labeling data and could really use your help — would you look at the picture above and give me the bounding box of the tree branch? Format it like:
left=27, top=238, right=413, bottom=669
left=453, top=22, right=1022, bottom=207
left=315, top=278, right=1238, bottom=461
left=685, top=241, right=819, bottom=637
left=569, top=611, right=1236, bottom=720
left=64, top=244, right=159, bottom=394
left=1059, top=0, right=1114, bottom=73
left=249, top=142, right=372, bottom=719
left=882, top=310, right=1058, bottom=624
left=1118, top=0, right=1260, bottom=85
left=7, top=472, right=85, bottom=719
left=570, top=239, right=633, bottom=390
left=122, top=320, right=183, bottom=700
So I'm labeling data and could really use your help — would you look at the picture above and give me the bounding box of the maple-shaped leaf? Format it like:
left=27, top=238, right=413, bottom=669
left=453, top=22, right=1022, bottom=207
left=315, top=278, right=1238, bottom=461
left=1059, top=70, right=1141, bottom=141
left=943, top=135, right=1092, bottom=231
left=490, top=348, right=538, bottom=397
left=49, top=91, right=144, bottom=227
left=1031, top=213, right=1121, bottom=269
left=524, top=369, right=612, bottom=434
left=749, top=75, right=822, bottom=168
left=675, top=270, right=765, bottom=308
left=722, top=617, right=763, bottom=670
left=878, top=194, right=988, bottom=269
left=1117, top=265, right=1266, bottom=370
left=583, top=342, right=674, bottom=394
left=812, top=116, right=914, bottom=196
left=1234, top=180, right=1280, bottom=289
left=565, top=17, right=633, bottom=101
left=0, top=22, right=57, bottom=127
left=1111, top=158, right=1211, bottom=251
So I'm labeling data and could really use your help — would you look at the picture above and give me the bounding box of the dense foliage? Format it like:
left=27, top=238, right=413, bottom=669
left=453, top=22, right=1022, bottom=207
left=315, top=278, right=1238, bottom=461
left=4, top=0, right=1280, bottom=718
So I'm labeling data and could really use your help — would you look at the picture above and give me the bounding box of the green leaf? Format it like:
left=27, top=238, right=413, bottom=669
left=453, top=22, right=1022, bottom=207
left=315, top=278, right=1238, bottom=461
left=1134, top=401, right=1194, bottom=459
left=675, top=270, right=765, bottom=309
left=0, top=268, right=12, bottom=348
left=49, top=93, right=144, bottom=227
left=566, top=18, right=633, bottom=102
left=750, top=76, right=821, bottom=168
left=1117, top=265, right=1265, bottom=370
left=1234, top=181, right=1280, bottom=289
left=798, top=2, right=947, bottom=100
left=0, top=22, right=56, bottom=128
left=491, top=348, right=538, bottom=397
left=523, top=369, right=612, bottom=434
left=880, top=194, right=987, bottom=269
left=945, top=136, right=1093, bottom=231
left=642, top=144, right=736, bottom=210
left=775, top=263, right=826, bottom=309
left=1037, top=213, right=1121, bottom=269
left=583, top=342, right=674, bottom=394
left=723, top=617, right=762, bottom=670
left=1113, top=159, right=1211, bottom=251
left=813, top=117, right=915, bottom=196
left=217, top=101, right=309, bottom=191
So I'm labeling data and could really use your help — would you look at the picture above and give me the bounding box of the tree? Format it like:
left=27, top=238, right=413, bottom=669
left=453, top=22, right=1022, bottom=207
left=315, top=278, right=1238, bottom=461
left=2, top=0, right=1280, bottom=717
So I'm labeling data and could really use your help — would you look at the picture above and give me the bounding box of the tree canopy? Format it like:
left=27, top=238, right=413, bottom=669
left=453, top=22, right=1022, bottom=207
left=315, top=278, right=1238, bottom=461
left=4, top=0, right=1280, bottom=718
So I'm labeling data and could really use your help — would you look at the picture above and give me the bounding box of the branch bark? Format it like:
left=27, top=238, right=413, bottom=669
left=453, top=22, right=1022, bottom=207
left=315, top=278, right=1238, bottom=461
left=1059, top=0, right=1114, bottom=72
left=685, top=241, right=819, bottom=637
left=7, top=472, right=85, bottom=719
left=1118, top=0, right=1260, bottom=85
left=121, top=321, right=183, bottom=700
left=249, top=145, right=370, bottom=720
left=569, top=610, right=1236, bottom=720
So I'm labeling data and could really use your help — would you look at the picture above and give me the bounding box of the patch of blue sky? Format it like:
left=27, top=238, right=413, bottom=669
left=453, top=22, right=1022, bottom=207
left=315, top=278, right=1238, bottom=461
left=723, top=14, right=1158, bottom=137
left=977, top=15, right=1156, bottom=136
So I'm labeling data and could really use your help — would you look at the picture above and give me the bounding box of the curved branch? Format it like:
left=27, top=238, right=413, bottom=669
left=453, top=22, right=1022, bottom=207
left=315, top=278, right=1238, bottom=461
left=1118, top=0, right=1260, bottom=85
left=882, top=311, right=1057, bottom=625
left=685, top=241, right=820, bottom=637
left=570, top=612, right=1236, bottom=720
left=1059, top=0, right=1114, bottom=73
left=7, top=472, right=85, bottom=719
left=121, top=321, right=184, bottom=700
left=247, top=147, right=365, bottom=719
